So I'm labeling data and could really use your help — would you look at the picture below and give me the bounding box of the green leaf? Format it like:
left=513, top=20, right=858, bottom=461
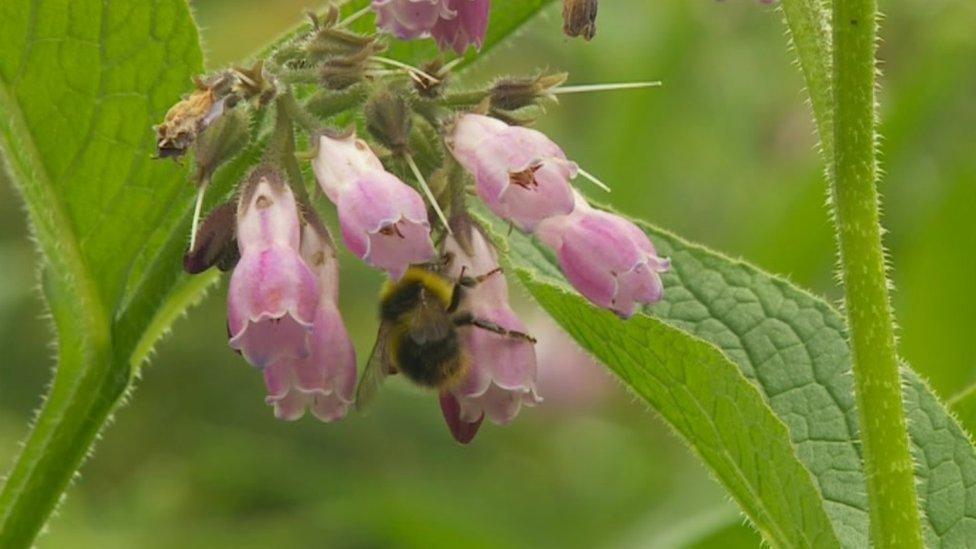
left=476, top=208, right=840, bottom=547
left=0, top=1, right=202, bottom=545
left=525, top=280, right=840, bottom=547
left=478, top=204, right=976, bottom=547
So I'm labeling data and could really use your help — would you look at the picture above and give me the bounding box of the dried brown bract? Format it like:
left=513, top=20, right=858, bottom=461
left=562, top=0, right=598, bottom=41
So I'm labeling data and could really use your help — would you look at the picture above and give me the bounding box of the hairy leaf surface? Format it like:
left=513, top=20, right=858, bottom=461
left=478, top=205, right=976, bottom=547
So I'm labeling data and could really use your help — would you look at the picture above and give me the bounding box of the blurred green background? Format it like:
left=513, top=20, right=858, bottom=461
left=1, top=1, right=974, bottom=547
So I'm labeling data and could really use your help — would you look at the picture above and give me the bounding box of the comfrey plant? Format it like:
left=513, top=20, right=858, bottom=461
left=0, top=0, right=971, bottom=547
left=167, top=4, right=667, bottom=440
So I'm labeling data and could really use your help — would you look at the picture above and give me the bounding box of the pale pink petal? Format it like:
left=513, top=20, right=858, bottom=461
left=336, top=172, right=435, bottom=277
left=480, top=384, right=525, bottom=424
left=236, top=168, right=302, bottom=252
left=311, top=394, right=353, bottom=423
left=448, top=114, right=508, bottom=166
left=227, top=247, right=318, bottom=336
left=373, top=0, right=453, bottom=39
left=271, top=389, right=312, bottom=421
left=449, top=116, right=577, bottom=231
left=430, top=0, right=490, bottom=53
left=312, top=133, right=385, bottom=202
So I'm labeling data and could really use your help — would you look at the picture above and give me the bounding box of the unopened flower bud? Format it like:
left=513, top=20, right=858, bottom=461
left=320, top=48, right=373, bottom=90
left=562, top=0, right=598, bottom=40
left=311, top=131, right=436, bottom=278
left=307, top=20, right=384, bottom=60
left=536, top=192, right=670, bottom=318
left=364, top=89, right=413, bottom=154
left=227, top=167, right=319, bottom=368
left=193, top=108, right=251, bottom=183
left=183, top=200, right=240, bottom=274
left=447, top=114, right=576, bottom=231
left=490, top=72, right=567, bottom=112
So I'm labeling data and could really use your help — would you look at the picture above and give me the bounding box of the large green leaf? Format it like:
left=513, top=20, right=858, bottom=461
left=478, top=205, right=976, bottom=547
left=0, top=1, right=202, bottom=545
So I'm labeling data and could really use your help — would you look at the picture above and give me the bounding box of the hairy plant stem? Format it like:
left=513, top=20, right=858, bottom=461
left=436, top=88, right=490, bottom=107
left=269, top=94, right=313, bottom=207
left=831, top=0, right=923, bottom=545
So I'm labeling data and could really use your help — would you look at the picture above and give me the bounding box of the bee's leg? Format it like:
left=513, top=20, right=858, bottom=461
left=448, top=267, right=504, bottom=313
left=452, top=312, right=537, bottom=343
left=418, top=252, right=455, bottom=271
left=458, top=267, right=503, bottom=288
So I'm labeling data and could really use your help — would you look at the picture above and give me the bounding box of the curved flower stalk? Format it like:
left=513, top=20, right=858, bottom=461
left=227, top=167, right=319, bottom=368
left=372, top=0, right=490, bottom=54
left=447, top=113, right=576, bottom=232
left=264, top=216, right=357, bottom=422
left=535, top=192, right=669, bottom=318
left=312, top=130, right=437, bottom=279
left=439, top=216, right=541, bottom=443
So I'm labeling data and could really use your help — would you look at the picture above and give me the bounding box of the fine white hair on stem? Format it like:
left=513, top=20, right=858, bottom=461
left=370, top=56, right=440, bottom=84
left=337, top=5, right=372, bottom=28
left=189, top=181, right=209, bottom=250
left=551, top=81, right=662, bottom=95
left=405, top=154, right=453, bottom=235
left=576, top=166, right=611, bottom=193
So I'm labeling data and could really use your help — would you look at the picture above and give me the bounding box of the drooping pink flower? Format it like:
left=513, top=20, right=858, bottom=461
left=430, top=0, right=490, bottom=54
left=263, top=217, right=357, bottom=422
left=312, top=131, right=436, bottom=279
left=448, top=114, right=576, bottom=232
left=372, top=0, right=490, bottom=54
left=372, top=0, right=452, bottom=40
left=439, top=217, right=540, bottom=443
left=227, top=167, right=319, bottom=368
left=536, top=192, right=670, bottom=318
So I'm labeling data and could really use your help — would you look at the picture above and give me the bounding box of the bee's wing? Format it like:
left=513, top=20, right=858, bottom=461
left=355, top=321, right=395, bottom=412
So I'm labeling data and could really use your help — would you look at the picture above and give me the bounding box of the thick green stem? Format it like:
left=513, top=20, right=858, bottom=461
left=832, top=0, right=923, bottom=545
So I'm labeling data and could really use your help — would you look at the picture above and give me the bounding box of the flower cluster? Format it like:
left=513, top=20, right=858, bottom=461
left=215, top=167, right=357, bottom=421
left=168, top=2, right=667, bottom=442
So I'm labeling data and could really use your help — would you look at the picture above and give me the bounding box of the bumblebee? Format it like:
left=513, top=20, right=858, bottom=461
left=356, top=262, right=535, bottom=408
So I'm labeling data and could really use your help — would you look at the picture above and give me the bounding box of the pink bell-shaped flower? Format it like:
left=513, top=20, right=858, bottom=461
left=448, top=114, right=576, bottom=232
left=312, top=131, right=436, bottom=279
left=372, top=0, right=453, bottom=40
left=227, top=167, right=319, bottom=368
left=430, top=0, right=490, bottom=54
left=263, top=217, right=357, bottom=422
left=372, top=0, right=490, bottom=53
left=536, top=192, right=670, bottom=318
left=439, top=217, right=541, bottom=443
